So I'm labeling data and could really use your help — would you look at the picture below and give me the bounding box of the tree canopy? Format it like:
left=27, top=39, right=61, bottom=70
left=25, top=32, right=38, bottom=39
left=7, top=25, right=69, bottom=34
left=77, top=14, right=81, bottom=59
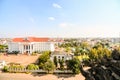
left=67, top=58, right=80, bottom=74
left=38, top=51, right=51, bottom=69
left=43, top=59, right=55, bottom=73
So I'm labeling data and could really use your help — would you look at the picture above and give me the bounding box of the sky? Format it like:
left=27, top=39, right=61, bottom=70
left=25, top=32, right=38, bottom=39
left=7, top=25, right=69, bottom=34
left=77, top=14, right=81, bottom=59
left=0, top=0, right=120, bottom=38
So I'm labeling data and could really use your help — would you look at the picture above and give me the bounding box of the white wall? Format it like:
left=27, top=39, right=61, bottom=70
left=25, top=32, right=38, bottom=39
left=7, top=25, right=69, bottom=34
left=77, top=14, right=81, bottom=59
left=8, top=42, right=19, bottom=52
left=8, top=42, right=55, bottom=54
left=32, top=42, right=54, bottom=52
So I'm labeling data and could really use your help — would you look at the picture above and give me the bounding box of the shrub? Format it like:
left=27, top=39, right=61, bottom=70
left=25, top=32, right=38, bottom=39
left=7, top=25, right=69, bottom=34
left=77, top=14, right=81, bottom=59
left=43, top=60, right=55, bottom=73
left=27, top=64, right=39, bottom=70
left=3, top=66, right=9, bottom=72
left=31, top=52, right=37, bottom=56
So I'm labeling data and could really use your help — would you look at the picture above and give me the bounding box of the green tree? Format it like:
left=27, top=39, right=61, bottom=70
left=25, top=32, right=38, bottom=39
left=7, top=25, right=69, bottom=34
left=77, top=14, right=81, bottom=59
left=65, top=47, right=71, bottom=52
left=81, top=42, right=89, bottom=49
left=0, top=45, right=8, bottom=53
left=38, top=51, right=51, bottom=69
left=27, top=64, right=39, bottom=70
left=3, top=66, right=9, bottom=72
left=89, top=46, right=111, bottom=61
left=74, top=47, right=80, bottom=56
left=67, top=58, right=80, bottom=74
left=59, top=59, right=64, bottom=70
left=53, top=56, right=58, bottom=67
left=43, top=60, right=55, bottom=73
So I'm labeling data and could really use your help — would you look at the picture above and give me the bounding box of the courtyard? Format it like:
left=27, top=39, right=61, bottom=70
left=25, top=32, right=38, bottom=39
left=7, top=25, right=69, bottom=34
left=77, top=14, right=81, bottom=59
left=0, top=54, right=40, bottom=66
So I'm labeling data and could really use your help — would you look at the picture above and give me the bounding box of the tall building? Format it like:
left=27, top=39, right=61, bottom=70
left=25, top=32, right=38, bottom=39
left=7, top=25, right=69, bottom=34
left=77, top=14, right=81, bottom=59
left=8, top=37, right=58, bottom=54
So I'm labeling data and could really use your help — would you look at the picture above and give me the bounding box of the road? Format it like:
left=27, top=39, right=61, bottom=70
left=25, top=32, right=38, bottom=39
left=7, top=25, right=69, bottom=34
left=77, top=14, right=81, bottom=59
left=0, top=72, right=85, bottom=80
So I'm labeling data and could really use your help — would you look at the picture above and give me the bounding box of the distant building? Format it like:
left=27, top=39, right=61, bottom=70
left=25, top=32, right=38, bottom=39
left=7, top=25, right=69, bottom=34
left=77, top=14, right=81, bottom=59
left=8, top=37, right=63, bottom=54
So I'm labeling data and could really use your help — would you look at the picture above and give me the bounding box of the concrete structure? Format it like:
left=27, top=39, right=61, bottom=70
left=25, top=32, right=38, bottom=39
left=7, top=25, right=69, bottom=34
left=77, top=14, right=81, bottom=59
left=8, top=37, right=62, bottom=54
left=0, top=60, right=6, bottom=69
left=50, top=51, right=74, bottom=62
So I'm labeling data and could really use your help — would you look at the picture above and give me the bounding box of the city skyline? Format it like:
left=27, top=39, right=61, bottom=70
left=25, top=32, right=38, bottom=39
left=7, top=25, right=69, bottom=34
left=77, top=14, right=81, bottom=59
left=0, top=0, right=120, bottom=38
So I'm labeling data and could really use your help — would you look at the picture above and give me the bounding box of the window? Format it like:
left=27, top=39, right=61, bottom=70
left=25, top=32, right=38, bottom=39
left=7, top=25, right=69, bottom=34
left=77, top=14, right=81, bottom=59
left=58, top=56, right=60, bottom=58
left=26, top=45, right=28, bottom=49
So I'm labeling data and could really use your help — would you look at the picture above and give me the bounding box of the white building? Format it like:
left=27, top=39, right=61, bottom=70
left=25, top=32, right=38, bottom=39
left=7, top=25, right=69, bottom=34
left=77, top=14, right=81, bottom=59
left=50, top=51, right=74, bottom=62
left=8, top=37, right=58, bottom=54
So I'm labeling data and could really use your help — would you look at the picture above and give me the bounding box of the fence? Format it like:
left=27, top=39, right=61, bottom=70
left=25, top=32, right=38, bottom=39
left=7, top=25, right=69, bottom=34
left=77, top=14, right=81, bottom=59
left=8, top=68, right=73, bottom=73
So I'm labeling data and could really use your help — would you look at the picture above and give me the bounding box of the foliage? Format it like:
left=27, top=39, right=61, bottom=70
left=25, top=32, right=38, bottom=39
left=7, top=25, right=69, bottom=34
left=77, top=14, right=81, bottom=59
left=89, top=46, right=111, bottom=61
left=39, top=63, right=44, bottom=69
left=74, top=47, right=81, bottom=56
left=80, top=41, right=89, bottom=49
left=80, top=48, right=120, bottom=80
left=59, top=59, right=64, bottom=70
left=27, top=64, right=39, bottom=70
left=0, top=45, right=8, bottom=53
left=43, top=60, right=55, bottom=73
left=38, top=51, right=51, bottom=69
left=3, top=66, right=9, bottom=72
left=53, top=56, right=58, bottom=67
left=76, top=55, right=89, bottom=61
left=8, top=65, right=25, bottom=73
left=65, top=47, right=71, bottom=52
left=67, top=58, right=80, bottom=74
left=111, top=49, right=120, bottom=60
left=31, top=52, right=37, bottom=56
left=9, top=65, right=25, bottom=69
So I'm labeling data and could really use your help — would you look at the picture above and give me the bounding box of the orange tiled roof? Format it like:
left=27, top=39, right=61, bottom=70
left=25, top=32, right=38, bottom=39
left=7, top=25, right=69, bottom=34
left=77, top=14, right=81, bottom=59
left=13, top=37, right=49, bottom=42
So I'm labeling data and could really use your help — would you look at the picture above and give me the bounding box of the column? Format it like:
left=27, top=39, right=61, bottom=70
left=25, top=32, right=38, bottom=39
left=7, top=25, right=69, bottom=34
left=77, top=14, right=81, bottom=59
left=30, top=44, right=32, bottom=54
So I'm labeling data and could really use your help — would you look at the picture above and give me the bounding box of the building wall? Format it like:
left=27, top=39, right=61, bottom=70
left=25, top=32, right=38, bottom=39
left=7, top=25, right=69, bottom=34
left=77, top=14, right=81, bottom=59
left=50, top=54, right=73, bottom=62
left=8, top=42, right=55, bottom=54
left=8, top=42, right=19, bottom=52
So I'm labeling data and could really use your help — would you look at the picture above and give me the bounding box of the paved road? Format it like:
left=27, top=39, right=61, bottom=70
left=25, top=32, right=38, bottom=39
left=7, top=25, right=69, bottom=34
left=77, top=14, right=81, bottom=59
left=0, top=73, right=85, bottom=80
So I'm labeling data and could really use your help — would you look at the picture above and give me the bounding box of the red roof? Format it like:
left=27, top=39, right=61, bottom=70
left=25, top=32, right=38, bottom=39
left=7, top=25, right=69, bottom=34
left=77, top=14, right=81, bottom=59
left=13, top=37, right=49, bottom=42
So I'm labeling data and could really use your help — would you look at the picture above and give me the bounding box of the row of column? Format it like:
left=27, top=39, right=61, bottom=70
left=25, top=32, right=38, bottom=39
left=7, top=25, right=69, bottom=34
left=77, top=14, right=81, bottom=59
left=19, top=44, right=33, bottom=54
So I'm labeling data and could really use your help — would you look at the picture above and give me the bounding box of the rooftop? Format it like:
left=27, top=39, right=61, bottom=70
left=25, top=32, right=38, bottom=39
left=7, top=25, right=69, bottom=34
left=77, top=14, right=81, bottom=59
left=12, top=37, right=64, bottom=42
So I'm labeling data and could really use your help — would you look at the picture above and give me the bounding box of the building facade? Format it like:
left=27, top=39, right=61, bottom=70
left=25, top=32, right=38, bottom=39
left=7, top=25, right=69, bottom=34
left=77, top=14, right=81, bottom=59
left=50, top=51, right=74, bottom=62
left=8, top=37, right=56, bottom=54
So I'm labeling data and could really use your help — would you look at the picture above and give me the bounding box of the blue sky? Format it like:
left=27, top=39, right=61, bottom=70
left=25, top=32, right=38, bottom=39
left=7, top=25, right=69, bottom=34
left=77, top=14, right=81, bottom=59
left=0, top=0, right=120, bottom=38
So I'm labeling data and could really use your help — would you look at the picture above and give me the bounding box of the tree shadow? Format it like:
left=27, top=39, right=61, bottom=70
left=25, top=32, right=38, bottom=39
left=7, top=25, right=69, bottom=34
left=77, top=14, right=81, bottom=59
left=53, top=73, right=76, bottom=79
left=31, top=72, right=47, bottom=77
left=31, top=72, right=76, bottom=79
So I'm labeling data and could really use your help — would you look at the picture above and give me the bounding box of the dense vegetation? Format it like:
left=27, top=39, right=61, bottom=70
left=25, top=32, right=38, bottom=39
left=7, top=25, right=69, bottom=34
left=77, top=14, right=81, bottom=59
left=38, top=51, right=55, bottom=73
left=0, top=44, right=8, bottom=53
left=80, top=48, right=120, bottom=80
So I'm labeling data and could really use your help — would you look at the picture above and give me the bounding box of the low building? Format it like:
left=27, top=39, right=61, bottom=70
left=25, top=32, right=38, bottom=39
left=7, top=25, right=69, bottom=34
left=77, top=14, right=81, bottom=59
left=8, top=37, right=59, bottom=54
left=50, top=51, right=74, bottom=62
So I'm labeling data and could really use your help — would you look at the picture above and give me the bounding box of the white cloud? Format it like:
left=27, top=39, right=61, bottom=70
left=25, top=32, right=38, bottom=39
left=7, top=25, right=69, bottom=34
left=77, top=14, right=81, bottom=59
left=48, top=17, right=55, bottom=21
left=52, top=3, right=62, bottom=9
left=29, top=17, right=34, bottom=23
